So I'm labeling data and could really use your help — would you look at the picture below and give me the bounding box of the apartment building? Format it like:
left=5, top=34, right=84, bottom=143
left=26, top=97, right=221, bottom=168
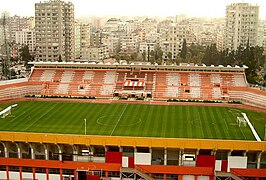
left=35, top=0, right=75, bottom=61
left=101, top=32, right=119, bottom=55
left=75, top=23, right=91, bottom=60
left=141, top=18, right=157, bottom=33
left=27, top=17, right=35, bottom=30
left=125, top=20, right=139, bottom=34
left=257, top=22, right=264, bottom=47
left=139, top=42, right=156, bottom=61
left=15, top=29, right=36, bottom=53
left=134, top=28, right=146, bottom=43
left=120, top=33, right=139, bottom=51
left=104, top=18, right=121, bottom=32
left=216, top=31, right=225, bottom=51
left=197, top=31, right=216, bottom=47
left=0, top=14, right=33, bottom=44
left=74, top=23, right=81, bottom=59
left=88, top=46, right=109, bottom=61
left=160, top=23, right=196, bottom=61
left=225, top=3, right=259, bottom=51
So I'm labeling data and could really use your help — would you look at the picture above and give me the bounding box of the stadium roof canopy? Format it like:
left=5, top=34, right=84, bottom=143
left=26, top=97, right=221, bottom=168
left=29, top=61, right=247, bottom=73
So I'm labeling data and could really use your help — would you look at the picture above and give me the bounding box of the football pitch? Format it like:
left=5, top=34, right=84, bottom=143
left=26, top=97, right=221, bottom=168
left=0, top=101, right=266, bottom=141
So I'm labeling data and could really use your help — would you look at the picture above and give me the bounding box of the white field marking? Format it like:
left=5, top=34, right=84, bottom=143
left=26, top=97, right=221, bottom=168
left=242, top=113, right=261, bottom=141
left=23, top=103, right=58, bottom=131
left=222, top=118, right=230, bottom=130
left=110, top=104, right=128, bottom=136
left=9, top=111, right=26, bottom=122
left=239, top=123, right=247, bottom=140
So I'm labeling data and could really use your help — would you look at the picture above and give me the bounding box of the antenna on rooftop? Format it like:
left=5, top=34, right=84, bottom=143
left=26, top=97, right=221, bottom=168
left=1, top=12, right=11, bottom=80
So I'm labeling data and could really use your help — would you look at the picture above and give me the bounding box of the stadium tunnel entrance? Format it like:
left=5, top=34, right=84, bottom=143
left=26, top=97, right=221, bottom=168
left=4, top=142, right=19, bottom=158
left=31, top=143, right=46, bottom=160
left=0, top=142, right=5, bottom=157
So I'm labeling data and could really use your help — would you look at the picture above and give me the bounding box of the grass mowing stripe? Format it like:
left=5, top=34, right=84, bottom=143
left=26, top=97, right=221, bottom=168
left=56, top=103, right=80, bottom=133
left=221, top=112, right=231, bottom=140
left=205, top=107, right=218, bottom=139
left=6, top=101, right=44, bottom=131
left=123, top=104, right=142, bottom=137
left=227, top=108, right=245, bottom=140
left=212, top=107, right=225, bottom=139
left=195, top=107, right=204, bottom=139
left=140, top=105, right=150, bottom=137
left=110, top=104, right=128, bottom=136
left=1, top=101, right=266, bottom=140
left=190, top=107, right=203, bottom=139
left=23, top=102, right=59, bottom=131
left=161, top=106, right=171, bottom=137
left=245, top=110, right=266, bottom=140
left=178, top=106, right=186, bottom=138
left=186, top=106, right=192, bottom=138
left=201, top=107, right=212, bottom=139
left=168, top=105, right=176, bottom=138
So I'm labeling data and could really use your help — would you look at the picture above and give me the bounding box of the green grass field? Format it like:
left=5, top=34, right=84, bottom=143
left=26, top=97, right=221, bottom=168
left=0, top=101, right=266, bottom=141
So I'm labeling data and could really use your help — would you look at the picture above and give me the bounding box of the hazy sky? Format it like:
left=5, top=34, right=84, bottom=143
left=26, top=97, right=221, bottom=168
left=1, top=0, right=266, bottom=18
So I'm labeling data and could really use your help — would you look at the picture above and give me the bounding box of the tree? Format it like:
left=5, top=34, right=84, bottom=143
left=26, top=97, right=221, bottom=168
left=149, top=50, right=155, bottom=64
left=19, top=45, right=32, bottom=64
left=202, top=44, right=219, bottom=65
left=124, top=54, right=130, bottom=63
left=10, top=69, right=16, bottom=77
left=114, top=54, right=121, bottom=63
left=58, top=55, right=62, bottom=62
left=142, top=51, right=146, bottom=61
left=130, top=52, right=138, bottom=61
left=180, top=39, right=187, bottom=61
left=155, top=48, right=163, bottom=64
left=167, top=52, right=173, bottom=64
left=185, top=43, right=205, bottom=64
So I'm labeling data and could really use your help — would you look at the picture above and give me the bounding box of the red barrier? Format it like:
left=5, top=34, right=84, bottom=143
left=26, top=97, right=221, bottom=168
left=128, top=156, right=134, bottom=168
left=221, top=160, right=228, bottom=172
left=196, top=155, right=216, bottom=169
left=105, top=152, right=122, bottom=164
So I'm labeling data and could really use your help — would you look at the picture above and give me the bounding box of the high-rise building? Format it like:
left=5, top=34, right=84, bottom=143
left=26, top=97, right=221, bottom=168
left=0, top=13, right=33, bottom=44
left=216, top=31, right=225, bottom=51
left=35, top=0, right=75, bottom=61
left=225, top=3, right=259, bottom=51
left=75, top=23, right=91, bottom=60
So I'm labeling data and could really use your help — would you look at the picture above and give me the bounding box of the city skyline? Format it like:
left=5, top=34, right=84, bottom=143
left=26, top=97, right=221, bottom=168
left=1, top=0, right=266, bottom=18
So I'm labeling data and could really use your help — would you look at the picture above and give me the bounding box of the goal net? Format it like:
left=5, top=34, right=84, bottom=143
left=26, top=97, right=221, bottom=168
left=0, top=104, right=17, bottom=119
left=1, top=107, right=11, bottom=118
left=236, top=117, right=247, bottom=127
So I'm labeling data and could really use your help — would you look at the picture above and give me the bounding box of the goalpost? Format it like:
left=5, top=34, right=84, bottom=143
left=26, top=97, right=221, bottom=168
left=1, top=107, right=11, bottom=118
left=0, top=104, right=17, bottom=119
left=236, top=117, right=247, bottom=127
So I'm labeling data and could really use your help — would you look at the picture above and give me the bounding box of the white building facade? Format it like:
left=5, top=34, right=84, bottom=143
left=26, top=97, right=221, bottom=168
left=225, top=3, right=259, bottom=50
left=15, top=29, right=36, bottom=53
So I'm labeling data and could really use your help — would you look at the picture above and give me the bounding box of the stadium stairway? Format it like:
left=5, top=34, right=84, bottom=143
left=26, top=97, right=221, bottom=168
left=215, top=171, right=242, bottom=180
left=121, top=167, right=154, bottom=180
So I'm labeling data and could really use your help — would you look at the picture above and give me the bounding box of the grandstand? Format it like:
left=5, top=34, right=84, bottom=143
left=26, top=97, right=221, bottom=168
left=3, top=61, right=265, bottom=107
left=0, top=62, right=266, bottom=180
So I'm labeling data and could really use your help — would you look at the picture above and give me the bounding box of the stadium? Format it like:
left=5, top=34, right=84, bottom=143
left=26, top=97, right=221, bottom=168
left=0, top=61, right=266, bottom=180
